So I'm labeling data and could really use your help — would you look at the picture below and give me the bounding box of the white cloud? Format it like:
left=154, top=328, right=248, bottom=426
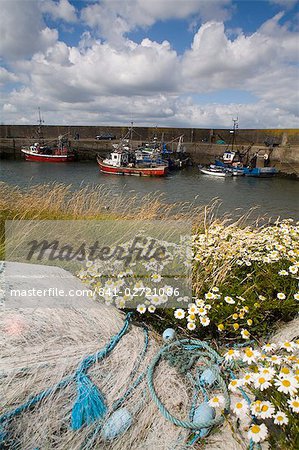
left=24, top=37, right=180, bottom=100
left=81, top=0, right=232, bottom=45
left=40, top=0, right=77, bottom=22
left=181, top=14, right=299, bottom=120
left=0, top=4, right=298, bottom=128
left=0, top=0, right=58, bottom=59
left=270, top=0, right=298, bottom=9
left=0, top=67, right=19, bottom=85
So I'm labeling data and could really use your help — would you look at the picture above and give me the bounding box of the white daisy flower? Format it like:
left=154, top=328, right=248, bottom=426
left=287, top=396, right=299, bottom=413
left=233, top=399, right=249, bottom=417
left=188, top=304, right=198, bottom=315
left=195, top=298, right=205, bottom=307
left=208, top=395, right=225, bottom=408
left=289, top=265, right=298, bottom=274
left=115, top=297, right=126, bottom=309
left=200, top=316, right=210, bottom=327
left=273, top=411, right=289, bottom=425
left=148, top=305, right=156, bottom=313
left=197, top=306, right=207, bottom=316
left=253, top=375, right=272, bottom=391
left=277, top=292, right=286, bottom=300
left=187, top=314, right=196, bottom=322
left=241, top=373, right=254, bottom=385
left=258, top=367, right=275, bottom=379
left=212, top=286, right=219, bottom=292
left=224, top=296, right=235, bottom=304
left=278, top=367, right=294, bottom=378
left=224, top=349, right=240, bottom=361
left=151, top=293, right=165, bottom=305
left=274, top=376, right=299, bottom=396
left=280, top=341, right=296, bottom=352
left=187, top=322, right=196, bottom=331
left=262, top=343, right=277, bottom=353
left=241, top=329, right=250, bottom=340
left=137, top=304, right=146, bottom=314
left=251, top=401, right=275, bottom=419
left=294, top=293, right=299, bottom=301
left=174, top=308, right=185, bottom=319
left=151, top=273, right=162, bottom=283
left=205, top=292, right=215, bottom=300
left=228, top=378, right=243, bottom=392
left=243, top=348, right=259, bottom=364
left=268, top=354, right=283, bottom=365
left=278, top=270, right=288, bottom=276
left=247, top=423, right=268, bottom=443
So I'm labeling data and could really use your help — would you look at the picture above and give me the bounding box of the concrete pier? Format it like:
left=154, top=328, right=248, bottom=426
left=1, top=125, right=298, bottom=177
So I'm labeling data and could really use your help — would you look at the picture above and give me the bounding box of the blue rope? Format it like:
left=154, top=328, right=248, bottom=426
left=147, top=339, right=230, bottom=432
left=82, top=326, right=149, bottom=449
left=71, top=312, right=133, bottom=430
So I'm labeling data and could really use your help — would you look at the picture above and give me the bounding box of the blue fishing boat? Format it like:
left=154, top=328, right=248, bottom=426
left=242, top=167, right=278, bottom=177
left=213, top=119, right=278, bottom=178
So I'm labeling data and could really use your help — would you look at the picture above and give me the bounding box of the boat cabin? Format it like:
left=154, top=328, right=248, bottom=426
left=223, top=151, right=235, bottom=163
left=103, top=151, right=129, bottom=167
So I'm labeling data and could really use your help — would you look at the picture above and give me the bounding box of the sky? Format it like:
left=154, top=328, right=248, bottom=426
left=0, top=0, right=298, bottom=128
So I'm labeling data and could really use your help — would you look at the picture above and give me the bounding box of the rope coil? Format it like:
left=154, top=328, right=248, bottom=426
left=147, top=339, right=230, bottom=431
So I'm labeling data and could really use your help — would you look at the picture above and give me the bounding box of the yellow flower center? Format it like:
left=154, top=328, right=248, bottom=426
left=284, top=342, right=291, bottom=347
left=213, top=397, right=219, bottom=403
left=281, top=367, right=290, bottom=374
left=261, top=405, right=269, bottom=412
left=228, top=349, right=234, bottom=355
left=277, top=416, right=283, bottom=421
left=231, top=380, right=237, bottom=386
left=282, top=380, right=291, bottom=387
left=292, top=401, right=299, bottom=407
left=251, top=425, right=261, bottom=434
left=259, top=377, right=266, bottom=384
left=246, top=350, right=253, bottom=357
left=236, top=402, right=243, bottom=409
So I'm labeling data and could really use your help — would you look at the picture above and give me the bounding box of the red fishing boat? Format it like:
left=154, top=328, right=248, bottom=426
left=21, top=109, right=75, bottom=162
left=97, top=151, right=168, bottom=176
left=21, top=142, right=75, bottom=162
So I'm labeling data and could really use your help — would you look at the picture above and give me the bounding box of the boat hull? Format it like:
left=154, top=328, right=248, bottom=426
left=21, top=149, right=75, bottom=162
left=243, top=167, right=277, bottom=177
left=97, top=158, right=167, bottom=176
left=200, top=167, right=232, bottom=177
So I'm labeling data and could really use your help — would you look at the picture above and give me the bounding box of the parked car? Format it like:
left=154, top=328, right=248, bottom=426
left=95, top=133, right=116, bottom=140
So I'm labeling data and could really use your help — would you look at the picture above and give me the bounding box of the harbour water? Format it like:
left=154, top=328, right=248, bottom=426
left=1, top=160, right=298, bottom=219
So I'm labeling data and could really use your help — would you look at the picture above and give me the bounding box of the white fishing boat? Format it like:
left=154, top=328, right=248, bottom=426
left=199, top=166, right=232, bottom=177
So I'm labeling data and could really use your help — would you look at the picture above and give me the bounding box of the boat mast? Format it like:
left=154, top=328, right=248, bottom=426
left=231, top=117, right=238, bottom=152
left=37, top=107, right=45, bottom=143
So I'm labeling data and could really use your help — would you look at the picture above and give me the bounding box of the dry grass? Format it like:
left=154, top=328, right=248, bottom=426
left=0, top=181, right=208, bottom=222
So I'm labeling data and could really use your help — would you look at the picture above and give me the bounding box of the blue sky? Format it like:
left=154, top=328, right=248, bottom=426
left=0, top=0, right=298, bottom=128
